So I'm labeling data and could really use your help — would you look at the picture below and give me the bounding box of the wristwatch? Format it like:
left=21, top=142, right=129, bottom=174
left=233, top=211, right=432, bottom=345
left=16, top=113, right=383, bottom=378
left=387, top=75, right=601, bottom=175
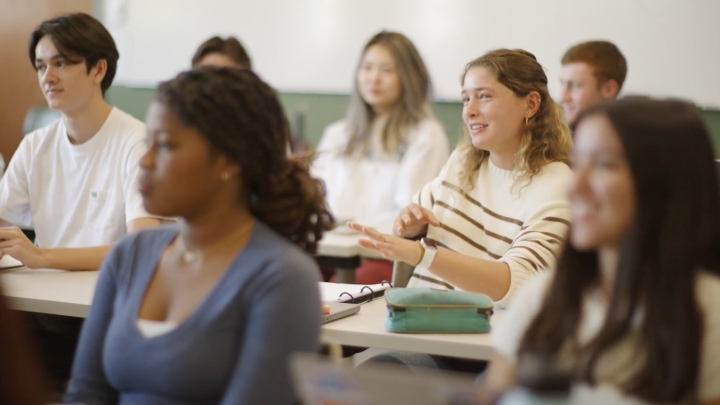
left=417, top=238, right=438, bottom=269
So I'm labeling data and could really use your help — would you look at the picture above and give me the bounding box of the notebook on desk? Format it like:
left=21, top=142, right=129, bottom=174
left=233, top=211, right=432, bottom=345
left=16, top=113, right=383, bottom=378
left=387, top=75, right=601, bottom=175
left=0, top=255, right=22, bottom=270
left=319, top=281, right=392, bottom=304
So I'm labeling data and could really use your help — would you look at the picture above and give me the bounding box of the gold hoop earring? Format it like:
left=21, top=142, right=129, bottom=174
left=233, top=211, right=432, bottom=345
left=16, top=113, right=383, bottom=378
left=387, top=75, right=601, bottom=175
left=221, top=172, right=231, bottom=181
left=525, top=117, right=529, bottom=125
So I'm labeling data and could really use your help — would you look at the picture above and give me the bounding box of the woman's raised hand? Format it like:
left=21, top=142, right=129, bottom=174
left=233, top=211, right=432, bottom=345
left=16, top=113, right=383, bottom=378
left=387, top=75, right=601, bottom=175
left=393, top=203, right=440, bottom=238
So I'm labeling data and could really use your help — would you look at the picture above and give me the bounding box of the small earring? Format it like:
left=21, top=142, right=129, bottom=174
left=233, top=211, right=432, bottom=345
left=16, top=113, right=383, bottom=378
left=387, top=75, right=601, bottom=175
left=525, top=117, right=529, bottom=125
left=221, top=172, right=231, bottom=181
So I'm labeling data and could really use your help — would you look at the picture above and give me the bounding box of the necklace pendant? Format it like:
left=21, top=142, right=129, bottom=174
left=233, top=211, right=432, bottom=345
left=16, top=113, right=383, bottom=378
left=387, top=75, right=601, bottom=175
left=183, top=251, right=198, bottom=263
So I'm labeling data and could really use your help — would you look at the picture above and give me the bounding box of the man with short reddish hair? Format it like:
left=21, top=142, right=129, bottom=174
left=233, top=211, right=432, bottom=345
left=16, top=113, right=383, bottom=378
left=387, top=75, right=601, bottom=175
left=559, top=41, right=627, bottom=125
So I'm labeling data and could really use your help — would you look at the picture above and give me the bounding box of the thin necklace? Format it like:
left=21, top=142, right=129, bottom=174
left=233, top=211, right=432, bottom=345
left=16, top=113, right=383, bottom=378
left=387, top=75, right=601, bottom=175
left=175, top=220, right=255, bottom=263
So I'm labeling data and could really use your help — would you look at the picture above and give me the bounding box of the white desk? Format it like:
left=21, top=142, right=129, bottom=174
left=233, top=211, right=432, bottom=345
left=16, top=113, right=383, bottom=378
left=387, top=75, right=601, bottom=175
left=322, top=299, right=498, bottom=361
left=0, top=268, right=97, bottom=318
left=316, top=229, right=384, bottom=283
left=316, top=231, right=382, bottom=259
left=1, top=268, right=497, bottom=361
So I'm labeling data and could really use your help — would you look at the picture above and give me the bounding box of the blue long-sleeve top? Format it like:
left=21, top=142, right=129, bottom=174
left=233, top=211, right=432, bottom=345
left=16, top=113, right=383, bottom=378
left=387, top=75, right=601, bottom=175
left=65, top=223, right=322, bottom=405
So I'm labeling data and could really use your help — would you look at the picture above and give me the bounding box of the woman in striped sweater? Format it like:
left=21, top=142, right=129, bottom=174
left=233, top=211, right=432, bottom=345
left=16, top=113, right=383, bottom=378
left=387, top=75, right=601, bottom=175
left=350, top=49, right=573, bottom=307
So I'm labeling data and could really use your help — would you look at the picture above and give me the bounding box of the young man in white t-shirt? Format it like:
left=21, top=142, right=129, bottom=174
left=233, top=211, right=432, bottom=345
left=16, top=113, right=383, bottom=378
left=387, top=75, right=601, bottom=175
left=0, top=13, right=160, bottom=271
left=559, top=41, right=627, bottom=126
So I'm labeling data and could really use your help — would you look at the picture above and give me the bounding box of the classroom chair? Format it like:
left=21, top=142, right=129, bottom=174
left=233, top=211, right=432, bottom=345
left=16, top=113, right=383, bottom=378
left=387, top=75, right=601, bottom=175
left=392, top=261, right=415, bottom=288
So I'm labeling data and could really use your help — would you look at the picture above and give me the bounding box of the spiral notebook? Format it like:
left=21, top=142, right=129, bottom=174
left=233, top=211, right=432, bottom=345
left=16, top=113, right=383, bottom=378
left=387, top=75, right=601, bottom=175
left=319, top=281, right=392, bottom=304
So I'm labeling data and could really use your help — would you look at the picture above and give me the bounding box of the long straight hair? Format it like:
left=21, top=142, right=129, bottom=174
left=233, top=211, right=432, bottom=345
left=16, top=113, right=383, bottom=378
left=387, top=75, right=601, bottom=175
left=518, top=98, right=720, bottom=403
left=343, top=31, right=432, bottom=156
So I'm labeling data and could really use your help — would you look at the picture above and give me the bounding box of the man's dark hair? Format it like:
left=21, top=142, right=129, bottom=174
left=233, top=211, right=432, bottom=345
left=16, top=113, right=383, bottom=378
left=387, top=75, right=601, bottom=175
left=29, top=13, right=119, bottom=96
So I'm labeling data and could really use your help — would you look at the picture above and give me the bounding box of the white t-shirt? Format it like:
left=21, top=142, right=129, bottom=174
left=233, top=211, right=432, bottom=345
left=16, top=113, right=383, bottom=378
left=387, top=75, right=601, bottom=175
left=311, top=118, right=449, bottom=227
left=492, top=270, right=720, bottom=404
left=0, top=107, right=151, bottom=248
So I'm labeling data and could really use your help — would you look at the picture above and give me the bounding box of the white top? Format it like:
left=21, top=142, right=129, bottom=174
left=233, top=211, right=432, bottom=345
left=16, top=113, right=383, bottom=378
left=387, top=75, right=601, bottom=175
left=136, top=319, right=179, bottom=338
left=311, top=118, right=449, bottom=227
left=0, top=108, right=151, bottom=248
left=0, top=153, right=4, bottom=177
left=492, top=271, right=720, bottom=404
left=408, top=150, right=573, bottom=307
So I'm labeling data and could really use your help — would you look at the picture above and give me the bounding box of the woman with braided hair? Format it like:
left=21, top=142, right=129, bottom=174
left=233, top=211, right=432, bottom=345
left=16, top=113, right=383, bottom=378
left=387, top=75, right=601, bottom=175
left=65, top=67, right=333, bottom=405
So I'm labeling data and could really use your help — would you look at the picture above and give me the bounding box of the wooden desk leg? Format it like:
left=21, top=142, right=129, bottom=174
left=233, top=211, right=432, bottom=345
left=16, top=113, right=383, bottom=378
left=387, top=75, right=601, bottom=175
left=335, top=268, right=355, bottom=284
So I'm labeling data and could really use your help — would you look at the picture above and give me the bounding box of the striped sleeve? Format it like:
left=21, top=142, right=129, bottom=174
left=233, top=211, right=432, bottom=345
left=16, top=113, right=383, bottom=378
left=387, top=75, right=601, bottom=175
left=412, top=149, right=457, bottom=210
left=413, top=180, right=434, bottom=210
left=496, top=201, right=570, bottom=308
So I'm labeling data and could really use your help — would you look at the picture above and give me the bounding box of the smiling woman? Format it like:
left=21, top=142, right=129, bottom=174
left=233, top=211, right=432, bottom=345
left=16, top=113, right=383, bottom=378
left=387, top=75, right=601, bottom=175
left=483, top=98, right=720, bottom=405
left=350, top=49, right=573, bottom=307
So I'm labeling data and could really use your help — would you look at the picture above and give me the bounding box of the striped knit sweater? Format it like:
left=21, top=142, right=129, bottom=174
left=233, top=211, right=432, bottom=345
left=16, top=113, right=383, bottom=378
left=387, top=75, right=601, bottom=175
left=408, top=149, right=573, bottom=307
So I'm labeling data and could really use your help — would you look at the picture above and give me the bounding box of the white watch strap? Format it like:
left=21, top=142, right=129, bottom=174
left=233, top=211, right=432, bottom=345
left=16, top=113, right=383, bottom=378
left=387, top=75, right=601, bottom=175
left=417, top=240, right=437, bottom=269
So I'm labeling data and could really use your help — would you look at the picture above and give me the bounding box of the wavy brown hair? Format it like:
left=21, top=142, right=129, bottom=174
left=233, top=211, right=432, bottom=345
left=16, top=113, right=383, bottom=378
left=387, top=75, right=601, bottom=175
left=344, top=31, right=433, bottom=156
left=518, top=98, right=720, bottom=402
left=457, top=49, right=571, bottom=190
left=155, top=67, right=333, bottom=253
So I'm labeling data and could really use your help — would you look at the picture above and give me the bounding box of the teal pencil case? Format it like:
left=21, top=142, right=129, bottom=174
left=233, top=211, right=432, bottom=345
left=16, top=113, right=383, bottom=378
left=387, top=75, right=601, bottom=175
left=384, top=288, right=493, bottom=334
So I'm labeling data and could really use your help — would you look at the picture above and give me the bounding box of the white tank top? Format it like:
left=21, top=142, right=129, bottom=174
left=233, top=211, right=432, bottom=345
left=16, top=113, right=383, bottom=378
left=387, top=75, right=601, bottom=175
left=136, top=319, right=178, bottom=338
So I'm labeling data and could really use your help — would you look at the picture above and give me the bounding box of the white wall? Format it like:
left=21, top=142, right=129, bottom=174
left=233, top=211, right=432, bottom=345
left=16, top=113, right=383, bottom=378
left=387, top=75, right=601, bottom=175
left=102, top=0, right=720, bottom=107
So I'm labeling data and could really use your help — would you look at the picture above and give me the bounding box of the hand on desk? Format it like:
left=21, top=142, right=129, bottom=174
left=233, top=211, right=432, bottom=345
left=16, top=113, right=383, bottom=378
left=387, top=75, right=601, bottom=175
left=0, top=227, right=43, bottom=269
left=394, top=203, right=440, bottom=238
left=347, top=222, right=424, bottom=265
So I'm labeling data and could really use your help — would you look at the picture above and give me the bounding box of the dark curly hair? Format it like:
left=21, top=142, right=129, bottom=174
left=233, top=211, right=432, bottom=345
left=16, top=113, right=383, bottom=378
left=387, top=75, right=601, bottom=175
left=154, top=67, right=333, bottom=253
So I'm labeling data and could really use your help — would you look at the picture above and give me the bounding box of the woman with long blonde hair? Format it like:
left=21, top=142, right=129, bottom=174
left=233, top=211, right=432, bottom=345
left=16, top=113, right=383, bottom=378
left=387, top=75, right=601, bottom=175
left=351, top=49, right=572, bottom=308
left=313, top=31, right=449, bottom=284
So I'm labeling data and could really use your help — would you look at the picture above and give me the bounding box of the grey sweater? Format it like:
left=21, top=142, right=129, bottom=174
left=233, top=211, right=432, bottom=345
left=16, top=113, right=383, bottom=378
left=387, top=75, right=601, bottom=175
left=65, top=223, right=321, bottom=405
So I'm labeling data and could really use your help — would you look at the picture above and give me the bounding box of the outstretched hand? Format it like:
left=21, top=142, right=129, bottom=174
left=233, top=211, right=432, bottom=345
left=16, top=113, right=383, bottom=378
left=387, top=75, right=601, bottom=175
left=347, top=222, right=424, bottom=266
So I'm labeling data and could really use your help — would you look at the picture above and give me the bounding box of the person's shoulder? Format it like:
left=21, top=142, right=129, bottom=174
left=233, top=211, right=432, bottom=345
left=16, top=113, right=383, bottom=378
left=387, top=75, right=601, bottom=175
left=412, top=118, right=447, bottom=139
left=316, top=120, right=350, bottom=155
left=537, top=161, right=573, bottom=179
left=22, top=118, right=64, bottom=147
left=525, top=161, right=573, bottom=199
left=250, top=222, right=319, bottom=279
left=320, top=120, right=349, bottom=141
left=439, top=146, right=470, bottom=174
left=109, top=108, right=146, bottom=141
left=112, top=107, right=145, bottom=130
